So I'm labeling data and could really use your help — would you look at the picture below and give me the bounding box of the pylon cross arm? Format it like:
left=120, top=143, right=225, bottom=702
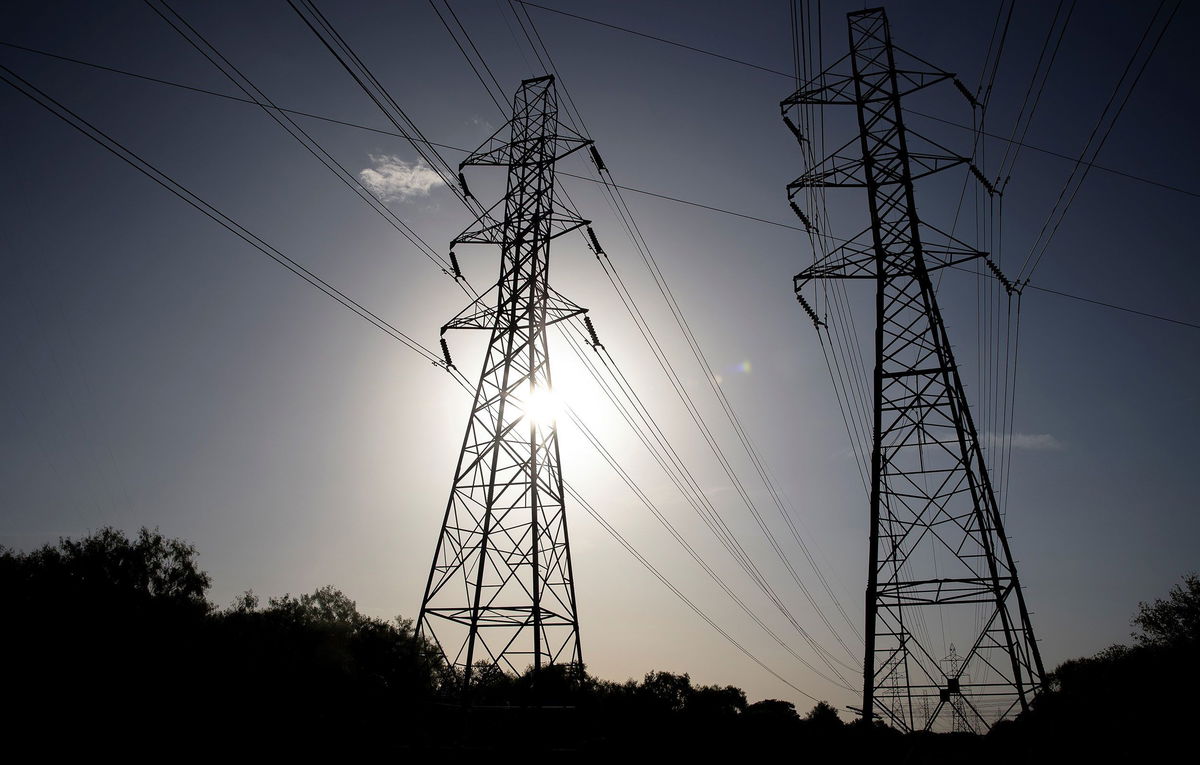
left=783, top=7, right=1047, bottom=733
left=462, top=123, right=593, bottom=168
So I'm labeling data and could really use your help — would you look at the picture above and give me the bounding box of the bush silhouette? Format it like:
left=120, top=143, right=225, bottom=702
left=6, top=526, right=1190, bottom=755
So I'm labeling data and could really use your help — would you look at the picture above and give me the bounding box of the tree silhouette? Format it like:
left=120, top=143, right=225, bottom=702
left=1132, top=572, right=1199, bottom=648
left=1, top=525, right=210, bottom=610
left=746, top=698, right=798, bottom=719
left=22, top=526, right=1191, bottom=755
left=1011, top=571, right=1200, bottom=761
left=638, top=670, right=693, bottom=713
left=805, top=700, right=843, bottom=727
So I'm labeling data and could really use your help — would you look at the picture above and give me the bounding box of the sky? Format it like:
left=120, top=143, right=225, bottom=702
left=2, top=0, right=1198, bottom=712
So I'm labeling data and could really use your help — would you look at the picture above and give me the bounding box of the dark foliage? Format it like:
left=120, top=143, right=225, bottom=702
left=1132, top=572, right=1200, bottom=649
left=4, top=528, right=1193, bottom=758
left=0, top=528, right=436, bottom=752
left=1005, top=572, right=1200, bottom=761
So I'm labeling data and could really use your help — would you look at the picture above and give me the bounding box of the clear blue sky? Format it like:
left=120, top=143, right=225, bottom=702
left=2, top=0, right=1197, bottom=710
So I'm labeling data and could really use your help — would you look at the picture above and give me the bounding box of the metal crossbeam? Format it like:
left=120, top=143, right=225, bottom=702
left=783, top=8, right=1047, bottom=732
left=418, top=76, right=589, bottom=697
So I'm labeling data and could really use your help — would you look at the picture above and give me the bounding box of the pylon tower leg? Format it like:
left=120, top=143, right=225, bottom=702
left=784, top=8, right=1047, bottom=731
left=418, top=76, right=594, bottom=697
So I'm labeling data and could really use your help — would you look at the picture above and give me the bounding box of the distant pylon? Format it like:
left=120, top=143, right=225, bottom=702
left=418, top=76, right=594, bottom=696
left=782, top=8, right=1047, bottom=731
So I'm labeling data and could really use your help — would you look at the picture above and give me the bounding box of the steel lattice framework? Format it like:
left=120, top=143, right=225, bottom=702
left=419, top=76, right=592, bottom=691
left=783, top=8, right=1047, bottom=731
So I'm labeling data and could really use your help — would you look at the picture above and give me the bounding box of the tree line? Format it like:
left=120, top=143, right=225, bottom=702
left=1, top=527, right=1194, bottom=758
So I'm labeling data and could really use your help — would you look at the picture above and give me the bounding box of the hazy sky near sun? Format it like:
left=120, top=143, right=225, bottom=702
left=2, top=0, right=1198, bottom=710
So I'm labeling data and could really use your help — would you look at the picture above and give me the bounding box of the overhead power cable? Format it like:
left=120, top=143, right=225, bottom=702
left=947, top=266, right=1200, bottom=331
left=429, top=0, right=863, bottom=674
left=286, top=0, right=484, bottom=216
left=565, top=484, right=823, bottom=702
left=19, top=32, right=1183, bottom=333
left=286, top=0, right=847, bottom=691
left=1016, top=0, right=1180, bottom=282
left=510, top=0, right=792, bottom=78
left=508, top=1, right=864, bottom=657
left=140, top=0, right=466, bottom=291
left=6, top=38, right=1195, bottom=205
left=426, top=0, right=509, bottom=116
left=426, top=0, right=863, bottom=673
left=11, top=25, right=489, bottom=382
left=2, top=58, right=826, bottom=702
left=994, top=0, right=1076, bottom=188
left=4, top=27, right=1186, bottom=348
left=558, top=313, right=857, bottom=684
left=558, top=341, right=854, bottom=689
left=499, top=2, right=861, bottom=672
left=0, top=62, right=444, bottom=367
left=502, top=4, right=1197, bottom=201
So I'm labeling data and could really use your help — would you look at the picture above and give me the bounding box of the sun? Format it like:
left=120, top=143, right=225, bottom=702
left=521, top=385, right=562, bottom=428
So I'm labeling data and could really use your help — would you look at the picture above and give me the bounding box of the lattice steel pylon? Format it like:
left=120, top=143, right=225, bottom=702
left=782, top=8, right=1047, bottom=731
left=418, top=75, right=593, bottom=693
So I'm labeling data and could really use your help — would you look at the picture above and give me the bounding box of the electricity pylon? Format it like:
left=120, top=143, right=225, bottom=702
left=782, top=8, right=1046, bottom=731
left=418, top=75, right=592, bottom=694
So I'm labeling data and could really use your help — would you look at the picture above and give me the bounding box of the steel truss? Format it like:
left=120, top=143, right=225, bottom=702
left=783, top=8, right=1047, bottom=731
left=419, top=76, right=592, bottom=694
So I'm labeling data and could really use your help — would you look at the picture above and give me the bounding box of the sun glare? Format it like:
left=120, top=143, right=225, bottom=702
left=521, top=385, right=561, bottom=428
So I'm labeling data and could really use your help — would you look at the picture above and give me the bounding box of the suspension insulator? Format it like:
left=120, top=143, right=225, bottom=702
left=586, top=226, right=605, bottom=256
left=588, top=145, right=607, bottom=173
left=954, top=77, right=981, bottom=109
left=796, top=292, right=826, bottom=329
left=984, top=257, right=1015, bottom=295
left=440, top=337, right=455, bottom=369
left=458, top=171, right=473, bottom=198
left=782, top=114, right=808, bottom=143
left=788, top=200, right=816, bottom=232
left=449, top=250, right=462, bottom=280
left=969, top=164, right=998, bottom=196
left=584, top=314, right=604, bottom=350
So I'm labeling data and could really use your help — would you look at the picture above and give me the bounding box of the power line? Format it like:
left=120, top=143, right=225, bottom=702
left=3, top=55, right=827, bottom=702
left=22, top=31, right=1193, bottom=204
left=1017, top=0, right=1181, bottom=282
left=504, top=0, right=864, bottom=668
left=560, top=306, right=859, bottom=681
left=426, top=0, right=509, bottom=117
left=613, top=184, right=1196, bottom=331
left=994, top=0, right=1075, bottom=187
left=8, top=35, right=1195, bottom=212
left=141, top=0, right=461, bottom=285
left=11, top=2, right=1194, bottom=704
left=564, top=483, right=823, bottom=703
left=0, top=41, right=457, bottom=153
left=286, top=0, right=481, bottom=216
left=508, top=1, right=864, bottom=662
left=297, top=0, right=848, bottom=686
left=511, top=0, right=793, bottom=78
left=504, top=3, right=1198, bottom=201
left=1024, top=283, right=1197, bottom=330
left=466, top=0, right=864, bottom=673
left=946, top=265, right=1199, bottom=330
left=4, top=40, right=1191, bottom=333
left=292, top=0, right=852, bottom=691
left=0, top=62, right=444, bottom=366
left=907, top=108, right=1197, bottom=200
left=559, top=328, right=854, bottom=689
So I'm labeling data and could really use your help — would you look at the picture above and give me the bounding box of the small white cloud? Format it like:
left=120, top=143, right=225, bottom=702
left=359, top=155, right=443, bottom=202
left=1010, top=433, right=1064, bottom=451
